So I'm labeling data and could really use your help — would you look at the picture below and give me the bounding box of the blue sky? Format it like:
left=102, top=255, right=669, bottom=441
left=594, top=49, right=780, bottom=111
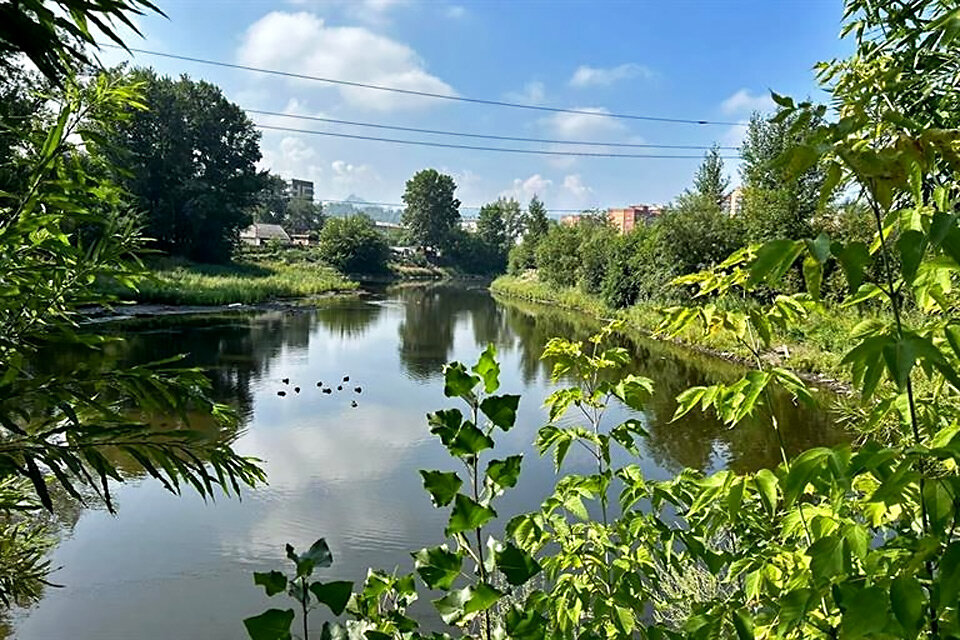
left=102, top=0, right=850, bottom=215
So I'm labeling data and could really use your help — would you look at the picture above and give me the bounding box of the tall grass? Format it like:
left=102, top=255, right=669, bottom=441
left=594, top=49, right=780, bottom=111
left=107, top=258, right=357, bottom=306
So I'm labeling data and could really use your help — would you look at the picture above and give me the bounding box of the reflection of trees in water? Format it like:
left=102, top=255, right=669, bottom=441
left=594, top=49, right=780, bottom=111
left=392, top=283, right=511, bottom=380
left=493, top=296, right=849, bottom=474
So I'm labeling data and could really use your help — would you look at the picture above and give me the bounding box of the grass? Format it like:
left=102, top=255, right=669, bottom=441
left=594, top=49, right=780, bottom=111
left=491, top=273, right=866, bottom=382
left=106, top=257, right=358, bottom=306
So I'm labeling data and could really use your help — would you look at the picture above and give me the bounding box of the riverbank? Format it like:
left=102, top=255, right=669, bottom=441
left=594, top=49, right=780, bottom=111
left=100, top=258, right=358, bottom=306
left=491, top=273, right=858, bottom=391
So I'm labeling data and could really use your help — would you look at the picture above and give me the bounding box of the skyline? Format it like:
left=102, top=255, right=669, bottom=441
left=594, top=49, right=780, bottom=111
left=96, top=0, right=850, bottom=212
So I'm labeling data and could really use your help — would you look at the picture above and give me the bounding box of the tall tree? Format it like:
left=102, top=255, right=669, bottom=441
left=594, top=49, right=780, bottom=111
left=690, top=145, right=729, bottom=207
left=252, top=173, right=289, bottom=225
left=401, top=169, right=460, bottom=259
left=525, top=195, right=549, bottom=244
left=477, top=201, right=507, bottom=251
left=498, top=197, right=525, bottom=246
left=101, top=68, right=268, bottom=263
left=739, top=108, right=826, bottom=241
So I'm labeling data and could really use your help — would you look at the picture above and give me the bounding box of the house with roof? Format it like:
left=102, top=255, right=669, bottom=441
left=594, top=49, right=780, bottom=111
left=240, top=223, right=291, bottom=246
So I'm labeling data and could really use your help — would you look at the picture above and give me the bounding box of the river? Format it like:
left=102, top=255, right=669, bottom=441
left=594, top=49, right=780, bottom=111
left=7, top=283, right=846, bottom=639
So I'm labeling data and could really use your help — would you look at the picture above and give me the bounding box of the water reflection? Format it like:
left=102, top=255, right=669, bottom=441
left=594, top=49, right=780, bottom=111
left=9, top=284, right=846, bottom=640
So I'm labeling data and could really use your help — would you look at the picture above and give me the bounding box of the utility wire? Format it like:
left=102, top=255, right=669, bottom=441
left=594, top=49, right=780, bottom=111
left=320, top=198, right=595, bottom=213
left=104, top=44, right=746, bottom=127
left=253, top=123, right=741, bottom=159
left=248, top=109, right=738, bottom=150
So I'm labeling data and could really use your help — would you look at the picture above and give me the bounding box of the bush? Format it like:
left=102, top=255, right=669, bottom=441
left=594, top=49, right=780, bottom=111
left=317, top=215, right=390, bottom=275
left=576, top=223, right=616, bottom=294
left=507, top=241, right=535, bottom=275
left=535, top=224, right=581, bottom=287
left=446, top=229, right=504, bottom=275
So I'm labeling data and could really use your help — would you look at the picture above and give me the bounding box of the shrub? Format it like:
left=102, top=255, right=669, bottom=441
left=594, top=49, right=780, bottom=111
left=317, top=215, right=390, bottom=275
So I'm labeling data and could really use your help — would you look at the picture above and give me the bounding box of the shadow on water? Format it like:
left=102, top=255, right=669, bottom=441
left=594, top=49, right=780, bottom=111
left=7, top=283, right=848, bottom=640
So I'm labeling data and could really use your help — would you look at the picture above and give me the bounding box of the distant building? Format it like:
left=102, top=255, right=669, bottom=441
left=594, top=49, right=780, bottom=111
left=290, top=233, right=315, bottom=246
left=607, top=204, right=663, bottom=234
left=240, top=223, right=291, bottom=246
left=723, top=186, right=744, bottom=216
left=560, top=214, right=582, bottom=226
left=460, top=217, right=479, bottom=232
left=287, top=179, right=314, bottom=201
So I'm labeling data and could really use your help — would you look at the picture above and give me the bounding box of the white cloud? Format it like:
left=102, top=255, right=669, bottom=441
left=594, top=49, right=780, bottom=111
left=330, top=160, right=379, bottom=191
left=504, top=81, right=546, bottom=105
left=721, top=89, right=775, bottom=115
left=445, top=5, right=467, bottom=19
left=569, top=63, right=653, bottom=88
left=237, top=12, right=455, bottom=111
left=563, top=174, right=592, bottom=200
left=541, top=107, right=626, bottom=140
left=720, top=119, right=750, bottom=150
left=501, top=174, right=553, bottom=202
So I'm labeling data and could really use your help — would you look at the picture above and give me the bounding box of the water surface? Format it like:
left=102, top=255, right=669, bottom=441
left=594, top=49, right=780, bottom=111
left=9, top=283, right=846, bottom=639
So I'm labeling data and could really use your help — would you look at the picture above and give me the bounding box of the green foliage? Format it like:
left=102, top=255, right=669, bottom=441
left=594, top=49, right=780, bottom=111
left=739, top=108, right=828, bottom=243
left=317, top=215, right=390, bottom=275
left=0, top=70, right=264, bottom=606
left=245, top=539, right=351, bottom=640
left=97, top=67, right=268, bottom=263
left=401, top=169, right=461, bottom=259
left=251, top=3, right=960, bottom=640
left=0, top=0, right=163, bottom=82
left=690, top=144, right=730, bottom=207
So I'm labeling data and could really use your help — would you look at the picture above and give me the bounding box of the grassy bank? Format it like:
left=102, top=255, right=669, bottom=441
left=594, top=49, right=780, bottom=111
left=491, top=273, right=861, bottom=382
left=107, top=258, right=358, bottom=306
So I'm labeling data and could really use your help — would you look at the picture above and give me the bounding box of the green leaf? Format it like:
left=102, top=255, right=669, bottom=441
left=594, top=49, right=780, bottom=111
left=471, top=344, right=500, bottom=394
left=300, top=539, right=333, bottom=571
left=841, top=586, right=888, bottom=639
left=445, top=494, right=497, bottom=536
left=429, top=410, right=493, bottom=457
left=614, top=606, right=635, bottom=635
left=614, top=374, right=654, bottom=411
left=732, top=608, right=755, bottom=640
left=494, top=542, right=542, bottom=586
left=834, top=241, right=871, bottom=293
left=754, top=469, right=778, bottom=516
left=890, top=574, right=924, bottom=637
left=898, top=229, right=927, bottom=284
left=433, top=584, right=502, bottom=624
left=309, top=581, right=353, bottom=616
left=420, top=470, right=462, bottom=507
left=443, top=362, right=480, bottom=399
left=253, top=571, right=288, bottom=597
left=807, top=535, right=845, bottom=583
left=939, top=542, right=960, bottom=608
left=486, top=455, right=523, bottom=493
left=479, top=394, right=520, bottom=431
left=243, top=608, right=294, bottom=640
left=748, top=239, right=804, bottom=287
left=803, top=254, right=823, bottom=300
left=413, top=545, right=463, bottom=590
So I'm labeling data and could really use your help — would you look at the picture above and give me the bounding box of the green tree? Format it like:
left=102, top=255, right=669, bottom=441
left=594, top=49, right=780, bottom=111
left=100, top=68, right=268, bottom=263
left=534, top=223, right=581, bottom=288
left=476, top=201, right=507, bottom=252
left=739, top=109, right=827, bottom=242
left=401, top=169, right=461, bottom=260
left=317, top=215, right=389, bottom=274
left=525, top=195, right=549, bottom=245
left=658, top=193, right=741, bottom=275
left=690, top=144, right=729, bottom=207
left=0, top=3, right=263, bottom=609
left=285, top=197, right=324, bottom=234
left=253, top=173, right=289, bottom=225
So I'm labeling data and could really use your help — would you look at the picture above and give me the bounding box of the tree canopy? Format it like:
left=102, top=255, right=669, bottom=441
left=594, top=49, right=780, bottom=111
left=100, top=68, right=268, bottom=263
left=401, top=169, right=461, bottom=259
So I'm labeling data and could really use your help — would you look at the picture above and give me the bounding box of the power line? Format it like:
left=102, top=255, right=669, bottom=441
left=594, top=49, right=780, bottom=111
left=247, top=109, right=737, bottom=150
left=104, top=44, right=746, bottom=127
left=320, top=198, right=593, bottom=213
left=253, top=123, right=741, bottom=159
